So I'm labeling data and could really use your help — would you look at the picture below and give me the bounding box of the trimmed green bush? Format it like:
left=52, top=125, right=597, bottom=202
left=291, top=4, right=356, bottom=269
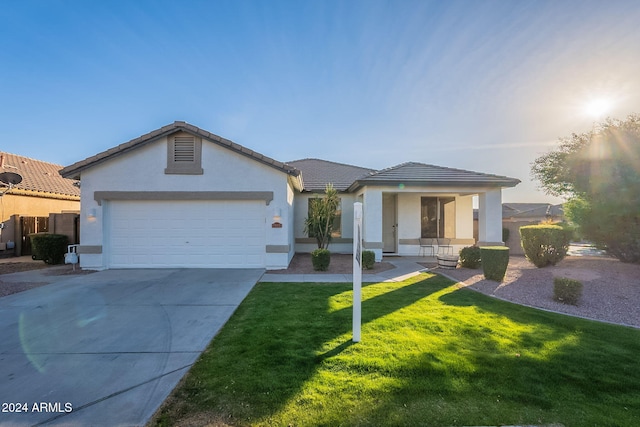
left=502, top=227, right=510, bottom=243
left=553, top=277, right=583, bottom=305
left=362, top=250, right=375, bottom=270
left=29, top=233, right=68, bottom=264
left=480, top=246, right=509, bottom=281
left=459, top=246, right=482, bottom=269
left=520, top=224, right=572, bottom=268
left=311, top=249, right=331, bottom=271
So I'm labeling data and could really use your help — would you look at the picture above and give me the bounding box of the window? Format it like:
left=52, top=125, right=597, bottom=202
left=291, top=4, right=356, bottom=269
left=307, top=197, right=342, bottom=238
left=421, top=197, right=455, bottom=238
left=165, top=132, right=203, bottom=175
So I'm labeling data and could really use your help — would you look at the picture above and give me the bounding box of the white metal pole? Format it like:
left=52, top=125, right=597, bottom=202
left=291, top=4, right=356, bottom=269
left=353, top=202, right=363, bottom=342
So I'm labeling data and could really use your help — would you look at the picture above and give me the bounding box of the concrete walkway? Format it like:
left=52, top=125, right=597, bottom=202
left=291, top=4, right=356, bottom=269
left=0, top=268, right=262, bottom=426
left=260, top=256, right=435, bottom=283
left=0, top=255, right=41, bottom=264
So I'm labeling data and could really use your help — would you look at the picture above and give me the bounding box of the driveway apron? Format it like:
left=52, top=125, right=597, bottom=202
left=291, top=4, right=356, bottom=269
left=0, top=268, right=262, bottom=426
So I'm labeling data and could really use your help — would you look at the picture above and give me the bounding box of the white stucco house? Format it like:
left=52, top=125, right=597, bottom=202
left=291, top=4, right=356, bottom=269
left=60, top=121, right=520, bottom=270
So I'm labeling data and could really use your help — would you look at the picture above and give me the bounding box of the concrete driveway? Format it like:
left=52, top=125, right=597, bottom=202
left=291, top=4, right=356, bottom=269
left=0, top=268, right=262, bottom=426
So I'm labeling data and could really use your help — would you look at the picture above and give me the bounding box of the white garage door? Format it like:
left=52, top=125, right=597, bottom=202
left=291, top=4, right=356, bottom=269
left=108, top=200, right=265, bottom=268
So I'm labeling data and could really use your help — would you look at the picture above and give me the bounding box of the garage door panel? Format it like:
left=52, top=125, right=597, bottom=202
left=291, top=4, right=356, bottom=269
left=108, top=200, right=266, bottom=268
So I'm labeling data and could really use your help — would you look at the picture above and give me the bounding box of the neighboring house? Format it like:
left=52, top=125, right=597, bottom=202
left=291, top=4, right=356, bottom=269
left=0, top=152, right=80, bottom=255
left=474, top=203, right=565, bottom=255
left=502, top=203, right=564, bottom=255
left=502, top=203, right=564, bottom=223
left=60, top=121, right=520, bottom=270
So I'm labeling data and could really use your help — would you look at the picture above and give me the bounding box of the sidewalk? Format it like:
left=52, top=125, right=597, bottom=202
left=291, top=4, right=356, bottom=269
left=0, top=255, right=41, bottom=264
left=260, top=256, right=435, bottom=283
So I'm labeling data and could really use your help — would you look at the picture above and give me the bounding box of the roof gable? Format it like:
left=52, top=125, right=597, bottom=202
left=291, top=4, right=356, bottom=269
left=60, top=121, right=300, bottom=180
left=0, top=152, right=79, bottom=199
left=349, top=162, right=520, bottom=190
left=288, top=158, right=376, bottom=191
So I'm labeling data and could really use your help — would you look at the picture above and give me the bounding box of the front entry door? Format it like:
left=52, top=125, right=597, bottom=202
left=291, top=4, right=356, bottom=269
left=382, top=194, right=397, bottom=253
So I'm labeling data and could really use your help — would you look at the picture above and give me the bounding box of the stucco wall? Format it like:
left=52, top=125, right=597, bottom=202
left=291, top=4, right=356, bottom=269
left=455, top=195, right=474, bottom=239
left=294, top=187, right=487, bottom=260
left=0, top=194, right=79, bottom=255
left=0, top=193, right=79, bottom=222
left=395, top=193, right=475, bottom=256
left=78, top=136, right=294, bottom=269
left=293, top=192, right=356, bottom=254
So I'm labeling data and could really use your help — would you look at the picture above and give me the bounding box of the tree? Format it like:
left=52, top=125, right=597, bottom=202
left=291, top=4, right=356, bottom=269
left=304, top=184, right=340, bottom=249
left=531, top=114, right=640, bottom=263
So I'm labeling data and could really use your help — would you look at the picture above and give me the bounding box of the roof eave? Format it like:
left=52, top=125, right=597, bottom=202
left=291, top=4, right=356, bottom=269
left=60, top=122, right=301, bottom=179
left=301, top=187, right=353, bottom=194
left=6, top=188, right=81, bottom=201
left=289, top=174, right=304, bottom=192
left=348, top=179, right=521, bottom=192
left=59, top=126, right=179, bottom=179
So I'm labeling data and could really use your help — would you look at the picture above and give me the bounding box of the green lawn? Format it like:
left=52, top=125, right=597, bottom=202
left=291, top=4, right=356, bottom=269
left=153, top=273, right=640, bottom=426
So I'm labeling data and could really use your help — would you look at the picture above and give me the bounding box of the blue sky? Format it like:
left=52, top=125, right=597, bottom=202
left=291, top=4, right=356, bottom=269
left=3, top=0, right=639, bottom=203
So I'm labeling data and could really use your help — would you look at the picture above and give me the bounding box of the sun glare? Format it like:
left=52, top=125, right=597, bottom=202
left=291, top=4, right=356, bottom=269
left=584, top=98, right=612, bottom=118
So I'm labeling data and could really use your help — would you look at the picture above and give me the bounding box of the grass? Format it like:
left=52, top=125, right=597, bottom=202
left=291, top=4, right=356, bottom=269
left=152, top=273, right=640, bottom=426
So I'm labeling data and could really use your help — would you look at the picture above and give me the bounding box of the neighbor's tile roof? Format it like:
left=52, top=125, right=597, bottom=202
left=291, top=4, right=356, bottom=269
left=0, top=152, right=80, bottom=199
left=60, top=121, right=301, bottom=180
left=502, top=203, right=564, bottom=219
left=287, top=158, right=376, bottom=191
left=349, top=162, right=521, bottom=190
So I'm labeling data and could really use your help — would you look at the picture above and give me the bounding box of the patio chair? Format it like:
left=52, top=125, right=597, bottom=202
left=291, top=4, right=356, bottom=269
left=419, top=238, right=437, bottom=256
left=437, top=238, right=453, bottom=255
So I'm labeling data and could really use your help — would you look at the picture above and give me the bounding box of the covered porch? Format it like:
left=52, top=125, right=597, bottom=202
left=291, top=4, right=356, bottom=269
left=359, top=187, right=506, bottom=261
left=349, top=162, right=520, bottom=262
left=289, top=160, right=520, bottom=263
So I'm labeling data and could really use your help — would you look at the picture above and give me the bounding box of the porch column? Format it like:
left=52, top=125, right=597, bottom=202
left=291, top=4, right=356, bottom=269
left=362, top=189, right=384, bottom=261
left=477, top=189, right=504, bottom=246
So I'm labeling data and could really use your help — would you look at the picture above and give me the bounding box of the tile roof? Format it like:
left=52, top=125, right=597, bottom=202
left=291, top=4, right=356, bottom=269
left=474, top=203, right=564, bottom=220
left=349, top=162, right=521, bottom=190
left=58, top=121, right=520, bottom=195
left=287, top=158, right=376, bottom=191
left=289, top=159, right=520, bottom=192
left=0, top=152, right=80, bottom=199
left=502, top=203, right=564, bottom=219
left=60, top=121, right=301, bottom=180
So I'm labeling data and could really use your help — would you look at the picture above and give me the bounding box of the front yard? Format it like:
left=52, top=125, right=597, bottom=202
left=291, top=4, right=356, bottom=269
left=152, top=273, right=640, bottom=426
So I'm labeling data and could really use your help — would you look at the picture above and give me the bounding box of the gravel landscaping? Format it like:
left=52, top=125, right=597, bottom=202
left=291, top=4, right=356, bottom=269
left=441, top=255, right=640, bottom=329
left=0, top=261, right=95, bottom=298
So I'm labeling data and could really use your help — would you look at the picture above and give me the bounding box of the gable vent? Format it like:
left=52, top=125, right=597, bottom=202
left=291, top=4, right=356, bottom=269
left=173, top=136, right=196, bottom=162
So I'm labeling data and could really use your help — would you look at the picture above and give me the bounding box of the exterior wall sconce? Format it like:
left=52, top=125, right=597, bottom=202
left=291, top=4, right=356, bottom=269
left=272, top=208, right=282, bottom=228
left=87, top=208, right=97, bottom=222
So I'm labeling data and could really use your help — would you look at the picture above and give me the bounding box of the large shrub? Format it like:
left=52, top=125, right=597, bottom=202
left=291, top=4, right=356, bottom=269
left=311, top=249, right=331, bottom=271
left=520, top=224, right=572, bottom=267
left=459, top=246, right=481, bottom=269
left=531, top=115, right=640, bottom=263
left=480, top=246, right=509, bottom=281
left=362, top=250, right=375, bottom=270
left=502, top=227, right=510, bottom=244
left=553, top=277, right=583, bottom=305
left=565, top=196, right=639, bottom=263
left=29, top=233, right=68, bottom=264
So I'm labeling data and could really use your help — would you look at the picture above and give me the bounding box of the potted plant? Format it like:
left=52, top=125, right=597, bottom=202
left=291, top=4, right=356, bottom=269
left=436, top=253, right=459, bottom=269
